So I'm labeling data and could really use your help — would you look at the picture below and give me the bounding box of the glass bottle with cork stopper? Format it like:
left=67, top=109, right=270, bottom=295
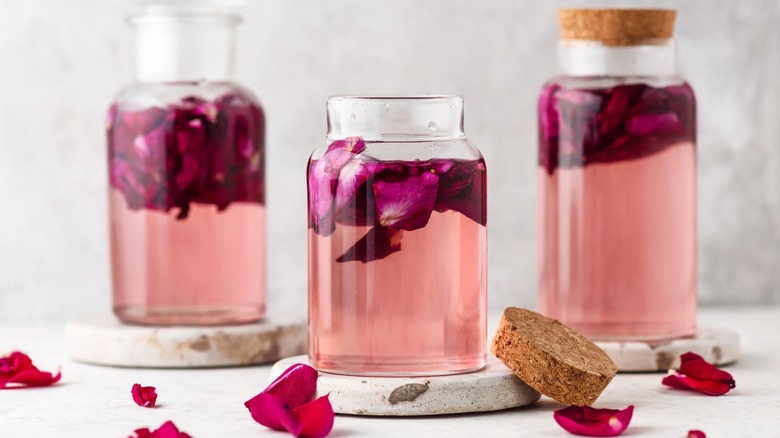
left=537, top=9, right=697, bottom=340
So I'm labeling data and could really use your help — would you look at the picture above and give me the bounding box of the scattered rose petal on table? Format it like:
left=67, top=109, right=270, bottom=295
left=662, top=352, right=736, bottom=396
left=0, top=351, right=61, bottom=389
left=131, top=383, right=158, bottom=408
left=687, top=431, right=706, bottom=438
left=245, top=363, right=334, bottom=438
left=553, top=405, right=634, bottom=437
left=130, top=420, right=192, bottom=438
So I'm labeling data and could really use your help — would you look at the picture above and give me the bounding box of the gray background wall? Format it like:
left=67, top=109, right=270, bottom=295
left=1, top=0, right=779, bottom=323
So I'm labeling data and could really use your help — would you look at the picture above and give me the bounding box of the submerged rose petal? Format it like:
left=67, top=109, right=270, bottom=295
left=336, top=226, right=404, bottom=263
left=132, top=383, right=158, bottom=408
left=129, top=421, right=192, bottom=438
left=627, top=112, right=683, bottom=136
left=687, top=431, right=706, bottom=438
left=434, top=160, right=487, bottom=226
left=554, top=405, right=634, bottom=437
left=0, top=351, right=61, bottom=389
left=374, top=171, right=439, bottom=231
left=662, top=352, right=736, bottom=396
left=245, top=364, right=334, bottom=438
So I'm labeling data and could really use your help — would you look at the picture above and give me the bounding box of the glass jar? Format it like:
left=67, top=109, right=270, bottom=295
left=307, top=96, right=487, bottom=375
left=538, top=9, right=696, bottom=340
left=107, top=1, right=266, bottom=325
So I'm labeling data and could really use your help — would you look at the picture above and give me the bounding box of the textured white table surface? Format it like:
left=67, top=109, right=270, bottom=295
left=1, top=307, right=778, bottom=438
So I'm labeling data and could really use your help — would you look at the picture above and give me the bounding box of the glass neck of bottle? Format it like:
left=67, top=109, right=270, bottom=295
left=327, top=96, right=465, bottom=142
left=131, top=13, right=239, bottom=83
left=557, top=39, right=677, bottom=77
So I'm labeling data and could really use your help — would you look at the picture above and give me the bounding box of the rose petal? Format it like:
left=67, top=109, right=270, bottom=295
left=132, top=383, right=158, bottom=408
left=662, top=352, right=736, bottom=396
left=434, top=160, right=487, bottom=226
left=334, top=159, right=372, bottom=210
left=374, top=170, right=439, bottom=231
left=245, top=392, right=301, bottom=433
left=129, top=421, right=192, bottom=438
left=245, top=364, right=335, bottom=438
left=553, top=405, right=634, bottom=437
left=626, top=112, right=683, bottom=136
left=687, top=431, right=707, bottom=438
left=0, top=352, right=61, bottom=389
left=336, top=226, right=404, bottom=264
left=293, top=394, right=335, bottom=438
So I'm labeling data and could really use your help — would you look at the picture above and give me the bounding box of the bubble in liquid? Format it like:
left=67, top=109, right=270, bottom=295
left=429, top=143, right=441, bottom=151
left=428, top=121, right=438, bottom=131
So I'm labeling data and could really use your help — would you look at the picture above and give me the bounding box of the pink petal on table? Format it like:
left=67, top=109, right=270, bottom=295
left=662, top=352, right=735, bottom=396
left=553, top=405, right=634, bottom=437
left=0, top=351, right=61, bottom=389
left=687, top=431, right=706, bottom=438
left=129, top=421, right=192, bottom=438
left=293, top=394, right=335, bottom=438
left=245, top=392, right=301, bottom=433
left=374, top=170, right=439, bottom=231
left=131, top=383, right=158, bottom=408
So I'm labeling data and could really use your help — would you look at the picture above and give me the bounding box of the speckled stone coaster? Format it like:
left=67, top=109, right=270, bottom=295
left=270, top=355, right=540, bottom=416
left=595, top=327, right=740, bottom=372
left=65, top=315, right=306, bottom=368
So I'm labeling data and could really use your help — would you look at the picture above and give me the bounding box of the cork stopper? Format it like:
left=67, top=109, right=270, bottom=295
left=558, top=9, right=676, bottom=46
left=490, top=307, right=618, bottom=406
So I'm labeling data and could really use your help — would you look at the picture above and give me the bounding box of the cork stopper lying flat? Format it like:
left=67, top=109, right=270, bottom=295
left=490, top=307, right=618, bottom=406
left=558, top=9, right=676, bottom=46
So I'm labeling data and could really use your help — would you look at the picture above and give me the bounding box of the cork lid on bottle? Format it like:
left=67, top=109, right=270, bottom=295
left=491, top=307, right=618, bottom=406
left=558, top=9, right=677, bottom=46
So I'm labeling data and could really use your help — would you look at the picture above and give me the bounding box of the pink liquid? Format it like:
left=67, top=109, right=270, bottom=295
left=110, top=190, right=266, bottom=325
left=309, top=210, right=487, bottom=376
left=538, top=143, right=696, bottom=340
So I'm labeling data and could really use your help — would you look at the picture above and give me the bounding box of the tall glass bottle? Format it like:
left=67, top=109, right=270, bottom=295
left=308, top=96, right=487, bottom=375
left=538, top=9, right=696, bottom=340
left=107, top=1, right=266, bottom=325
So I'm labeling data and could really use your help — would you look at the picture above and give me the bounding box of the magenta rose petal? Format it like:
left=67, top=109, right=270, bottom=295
left=0, top=351, right=61, bottom=389
left=687, top=431, right=707, bottom=438
left=627, top=112, right=683, bottom=136
left=308, top=159, right=337, bottom=235
left=129, top=421, right=192, bottom=438
left=334, top=159, right=371, bottom=210
left=293, top=394, right=335, bottom=438
left=245, top=364, right=334, bottom=437
left=662, top=352, right=736, bottom=396
left=336, top=226, right=404, bottom=263
left=373, top=171, right=439, bottom=231
left=245, top=392, right=301, bottom=433
left=554, top=405, right=634, bottom=437
left=131, top=383, right=158, bottom=408
left=435, top=160, right=487, bottom=226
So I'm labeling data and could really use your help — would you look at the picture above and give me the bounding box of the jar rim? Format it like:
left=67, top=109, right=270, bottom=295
left=327, top=95, right=463, bottom=104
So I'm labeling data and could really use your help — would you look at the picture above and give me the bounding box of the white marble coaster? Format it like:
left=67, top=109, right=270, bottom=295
left=270, top=355, right=540, bottom=416
left=596, top=327, right=740, bottom=372
left=65, top=315, right=306, bottom=368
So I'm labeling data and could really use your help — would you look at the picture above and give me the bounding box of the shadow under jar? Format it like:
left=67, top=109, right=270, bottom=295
left=538, top=9, right=697, bottom=340
left=107, top=5, right=266, bottom=325
left=307, top=96, right=487, bottom=376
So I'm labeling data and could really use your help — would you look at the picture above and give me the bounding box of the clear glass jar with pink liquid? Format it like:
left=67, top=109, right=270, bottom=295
left=107, top=2, right=265, bottom=325
left=308, top=96, right=487, bottom=375
left=538, top=9, right=696, bottom=340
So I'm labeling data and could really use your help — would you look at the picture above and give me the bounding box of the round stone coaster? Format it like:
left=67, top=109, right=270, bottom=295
left=65, top=315, right=306, bottom=368
left=270, top=355, right=540, bottom=416
left=595, top=327, right=740, bottom=372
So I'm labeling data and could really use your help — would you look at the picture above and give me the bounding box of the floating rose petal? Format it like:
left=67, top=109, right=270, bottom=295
left=627, top=112, right=683, bottom=136
left=0, top=351, right=61, bottom=389
left=662, top=352, right=736, bottom=396
left=132, top=383, right=158, bottom=408
left=434, top=160, right=487, bottom=226
left=374, top=171, right=439, bottom=231
left=553, top=405, right=634, bottom=437
left=129, top=421, right=192, bottom=438
left=687, top=431, right=706, bottom=438
left=336, top=226, right=404, bottom=263
left=245, top=363, right=334, bottom=438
